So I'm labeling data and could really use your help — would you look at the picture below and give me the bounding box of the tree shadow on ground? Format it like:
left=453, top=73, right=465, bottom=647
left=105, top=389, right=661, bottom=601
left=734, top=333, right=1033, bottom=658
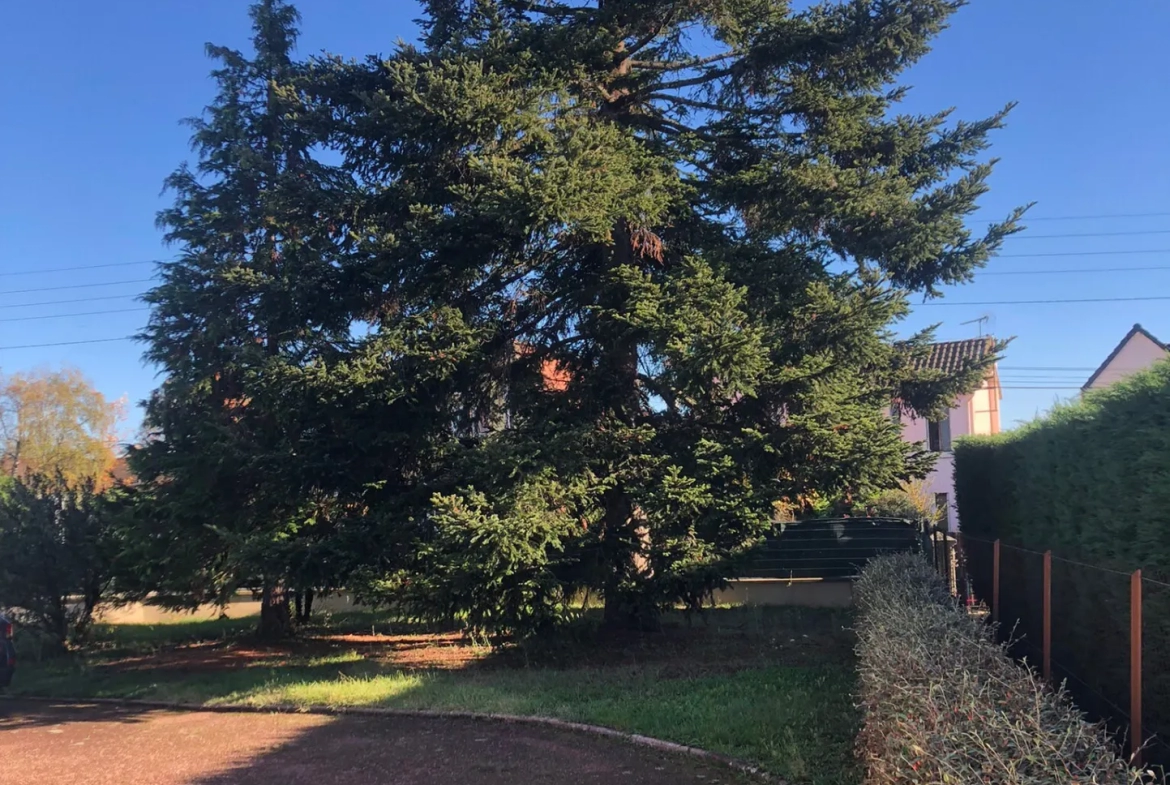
left=186, top=712, right=752, bottom=785
left=0, top=698, right=161, bottom=729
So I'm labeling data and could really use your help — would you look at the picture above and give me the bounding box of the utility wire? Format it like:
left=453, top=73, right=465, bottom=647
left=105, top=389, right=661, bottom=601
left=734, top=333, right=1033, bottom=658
left=1011, top=229, right=1170, bottom=240
left=973, top=211, right=1170, bottom=223
left=998, top=248, right=1170, bottom=259
left=980, top=265, right=1170, bottom=276
left=1000, top=366, right=1101, bottom=371
left=0, top=308, right=149, bottom=323
left=0, top=337, right=134, bottom=351
left=920, top=295, right=1170, bottom=306
left=0, top=278, right=154, bottom=296
left=0, top=294, right=140, bottom=310
left=0, top=260, right=163, bottom=278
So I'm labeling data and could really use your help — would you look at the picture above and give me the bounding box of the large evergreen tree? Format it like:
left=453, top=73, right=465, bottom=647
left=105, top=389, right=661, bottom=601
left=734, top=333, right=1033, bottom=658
left=133, top=0, right=358, bottom=637
left=138, top=0, right=1023, bottom=638
left=316, top=0, right=1022, bottom=630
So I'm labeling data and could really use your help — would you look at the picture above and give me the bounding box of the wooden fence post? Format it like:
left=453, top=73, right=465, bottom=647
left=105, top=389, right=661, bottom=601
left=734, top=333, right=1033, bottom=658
left=1042, top=550, right=1052, bottom=682
left=1131, top=569, right=1143, bottom=767
left=992, top=539, right=1001, bottom=624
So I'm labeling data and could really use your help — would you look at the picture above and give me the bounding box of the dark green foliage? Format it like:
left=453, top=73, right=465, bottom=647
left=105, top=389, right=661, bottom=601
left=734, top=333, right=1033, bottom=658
left=136, top=0, right=1021, bottom=640
left=954, top=357, right=1170, bottom=766
left=304, top=0, right=1020, bottom=633
left=0, top=476, right=125, bottom=650
left=855, top=554, right=1139, bottom=785
left=132, top=0, right=373, bottom=638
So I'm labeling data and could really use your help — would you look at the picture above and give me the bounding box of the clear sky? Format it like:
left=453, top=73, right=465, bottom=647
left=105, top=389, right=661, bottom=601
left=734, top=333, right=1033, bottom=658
left=2, top=0, right=1168, bottom=437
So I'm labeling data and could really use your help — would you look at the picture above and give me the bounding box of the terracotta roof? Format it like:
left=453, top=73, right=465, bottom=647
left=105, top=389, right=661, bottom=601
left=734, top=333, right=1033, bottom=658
left=1082, top=323, right=1168, bottom=391
left=540, top=358, right=571, bottom=392
left=912, top=338, right=994, bottom=373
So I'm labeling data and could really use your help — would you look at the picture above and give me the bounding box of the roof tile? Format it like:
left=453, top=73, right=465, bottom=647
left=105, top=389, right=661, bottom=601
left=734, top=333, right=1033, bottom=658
left=912, top=338, right=994, bottom=373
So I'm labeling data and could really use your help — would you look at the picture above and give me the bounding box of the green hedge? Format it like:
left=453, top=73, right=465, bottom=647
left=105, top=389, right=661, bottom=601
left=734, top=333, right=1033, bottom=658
left=954, top=356, right=1170, bottom=764
left=855, top=554, right=1138, bottom=785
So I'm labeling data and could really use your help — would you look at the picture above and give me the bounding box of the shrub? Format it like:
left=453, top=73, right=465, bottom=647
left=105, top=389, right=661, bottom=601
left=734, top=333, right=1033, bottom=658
left=854, top=553, right=1141, bottom=785
left=858, top=479, right=940, bottom=523
left=0, top=475, right=124, bottom=651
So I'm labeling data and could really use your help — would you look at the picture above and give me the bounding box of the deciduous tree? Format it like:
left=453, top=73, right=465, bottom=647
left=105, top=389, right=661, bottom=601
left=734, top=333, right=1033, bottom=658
left=0, top=368, right=123, bottom=492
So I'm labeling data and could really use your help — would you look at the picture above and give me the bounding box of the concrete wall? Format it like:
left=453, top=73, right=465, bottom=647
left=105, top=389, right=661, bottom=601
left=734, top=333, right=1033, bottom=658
left=712, top=579, right=853, bottom=608
left=94, top=591, right=364, bottom=625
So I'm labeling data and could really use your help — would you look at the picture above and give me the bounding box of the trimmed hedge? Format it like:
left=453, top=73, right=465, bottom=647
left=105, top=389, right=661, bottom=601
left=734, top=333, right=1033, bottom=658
left=955, top=358, right=1170, bottom=574
left=855, top=554, right=1140, bottom=784
left=954, top=357, right=1170, bottom=760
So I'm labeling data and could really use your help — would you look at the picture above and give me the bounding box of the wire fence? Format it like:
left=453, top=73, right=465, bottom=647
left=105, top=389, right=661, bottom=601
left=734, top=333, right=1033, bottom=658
left=743, top=517, right=922, bottom=580
left=948, top=533, right=1170, bottom=771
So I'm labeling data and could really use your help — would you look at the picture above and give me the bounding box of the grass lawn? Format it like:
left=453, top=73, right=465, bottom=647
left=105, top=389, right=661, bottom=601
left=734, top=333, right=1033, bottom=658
left=10, top=606, right=860, bottom=785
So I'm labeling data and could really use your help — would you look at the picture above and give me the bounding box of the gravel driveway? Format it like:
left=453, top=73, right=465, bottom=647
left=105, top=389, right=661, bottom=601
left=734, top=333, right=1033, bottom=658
left=0, top=700, right=748, bottom=785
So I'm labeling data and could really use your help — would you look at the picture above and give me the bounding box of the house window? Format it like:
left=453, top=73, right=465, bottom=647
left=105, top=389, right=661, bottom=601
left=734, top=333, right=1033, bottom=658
left=927, top=415, right=951, bottom=452
left=934, top=493, right=950, bottom=529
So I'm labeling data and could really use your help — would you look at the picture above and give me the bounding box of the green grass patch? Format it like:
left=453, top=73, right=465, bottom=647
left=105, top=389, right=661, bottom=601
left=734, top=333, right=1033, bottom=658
left=11, top=606, right=860, bottom=785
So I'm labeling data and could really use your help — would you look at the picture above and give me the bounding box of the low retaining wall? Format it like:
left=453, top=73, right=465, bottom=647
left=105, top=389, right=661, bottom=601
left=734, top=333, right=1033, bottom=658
left=712, top=578, right=853, bottom=608
left=92, top=579, right=853, bottom=624
left=94, top=592, right=362, bottom=624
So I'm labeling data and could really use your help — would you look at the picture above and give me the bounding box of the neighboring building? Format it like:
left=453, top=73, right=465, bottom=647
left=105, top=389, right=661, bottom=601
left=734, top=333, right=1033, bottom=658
left=1082, top=323, right=1168, bottom=392
left=899, top=338, right=1002, bottom=532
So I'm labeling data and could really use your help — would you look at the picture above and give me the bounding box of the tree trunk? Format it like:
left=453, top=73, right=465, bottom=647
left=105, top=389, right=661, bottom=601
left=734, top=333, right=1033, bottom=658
left=73, top=578, right=103, bottom=645
left=258, top=581, right=294, bottom=639
left=294, top=588, right=314, bottom=623
left=601, top=487, right=656, bottom=629
left=50, top=599, right=70, bottom=653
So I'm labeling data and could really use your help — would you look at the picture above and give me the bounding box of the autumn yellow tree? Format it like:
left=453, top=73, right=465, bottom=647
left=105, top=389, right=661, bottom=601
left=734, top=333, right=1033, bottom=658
left=0, top=368, right=124, bottom=491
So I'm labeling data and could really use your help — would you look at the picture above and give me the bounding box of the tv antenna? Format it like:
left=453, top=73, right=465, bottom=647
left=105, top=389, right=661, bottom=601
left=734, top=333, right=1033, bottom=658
left=960, top=315, right=990, bottom=337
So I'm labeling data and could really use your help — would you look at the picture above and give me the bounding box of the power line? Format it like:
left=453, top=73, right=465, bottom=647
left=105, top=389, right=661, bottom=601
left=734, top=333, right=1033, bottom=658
left=921, top=295, right=1170, bottom=306
left=0, top=278, right=154, bottom=296
left=0, top=308, right=149, bottom=323
left=0, top=337, right=134, bottom=351
left=980, top=265, right=1170, bottom=276
left=0, top=294, right=140, bottom=310
left=0, top=260, right=164, bottom=278
left=1012, top=229, right=1170, bottom=240
left=1000, top=366, right=1099, bottom=371
left=974, top=211, right=1170, bottom=223
left=998, top=248, right=1170, bottom=258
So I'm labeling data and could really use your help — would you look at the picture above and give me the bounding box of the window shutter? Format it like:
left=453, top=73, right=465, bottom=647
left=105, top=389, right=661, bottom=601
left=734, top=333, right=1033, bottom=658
left=940, top=415, right=952, bottom=451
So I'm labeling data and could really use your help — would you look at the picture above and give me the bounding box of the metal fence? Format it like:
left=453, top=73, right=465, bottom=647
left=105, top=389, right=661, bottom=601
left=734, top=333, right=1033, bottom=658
left=744, top=517, right=922, bottom=580
left=943, top=534, right=1170, bottom=770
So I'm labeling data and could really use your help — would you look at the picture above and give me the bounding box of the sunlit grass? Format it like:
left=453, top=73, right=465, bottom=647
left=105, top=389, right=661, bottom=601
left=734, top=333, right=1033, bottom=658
left=11, top=607, right=860, bottom=785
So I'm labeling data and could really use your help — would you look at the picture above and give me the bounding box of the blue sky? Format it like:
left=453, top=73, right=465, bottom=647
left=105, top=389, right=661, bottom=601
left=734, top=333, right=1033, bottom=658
left=2, top=0, right=1168, bottom=436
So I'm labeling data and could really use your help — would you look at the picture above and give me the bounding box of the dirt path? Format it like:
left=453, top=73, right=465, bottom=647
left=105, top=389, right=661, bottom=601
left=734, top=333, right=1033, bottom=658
left=0, top=700, right=750, bottom=785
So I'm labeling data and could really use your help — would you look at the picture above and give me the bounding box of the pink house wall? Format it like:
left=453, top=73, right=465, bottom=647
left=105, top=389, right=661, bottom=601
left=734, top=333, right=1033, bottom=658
left=898, top=381, right=999, bottom=531
left=900, top=394, right=969, bottom=532
left=1085, top=331, right=1168, bottom=390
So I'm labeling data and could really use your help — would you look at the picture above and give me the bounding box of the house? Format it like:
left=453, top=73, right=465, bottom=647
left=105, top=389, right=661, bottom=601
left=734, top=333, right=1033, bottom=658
left=899, top=338, right=1002, bottom=532
left=1082, top=323, right=1168, bottom=391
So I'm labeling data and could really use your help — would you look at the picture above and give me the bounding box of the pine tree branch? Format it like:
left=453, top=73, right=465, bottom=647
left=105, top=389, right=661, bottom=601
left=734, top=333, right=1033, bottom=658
left=629, top=51, right=737, bottom=72
left=635, top=66, right=735, bottom=98
left=510, top=1, right=585, bottom=18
